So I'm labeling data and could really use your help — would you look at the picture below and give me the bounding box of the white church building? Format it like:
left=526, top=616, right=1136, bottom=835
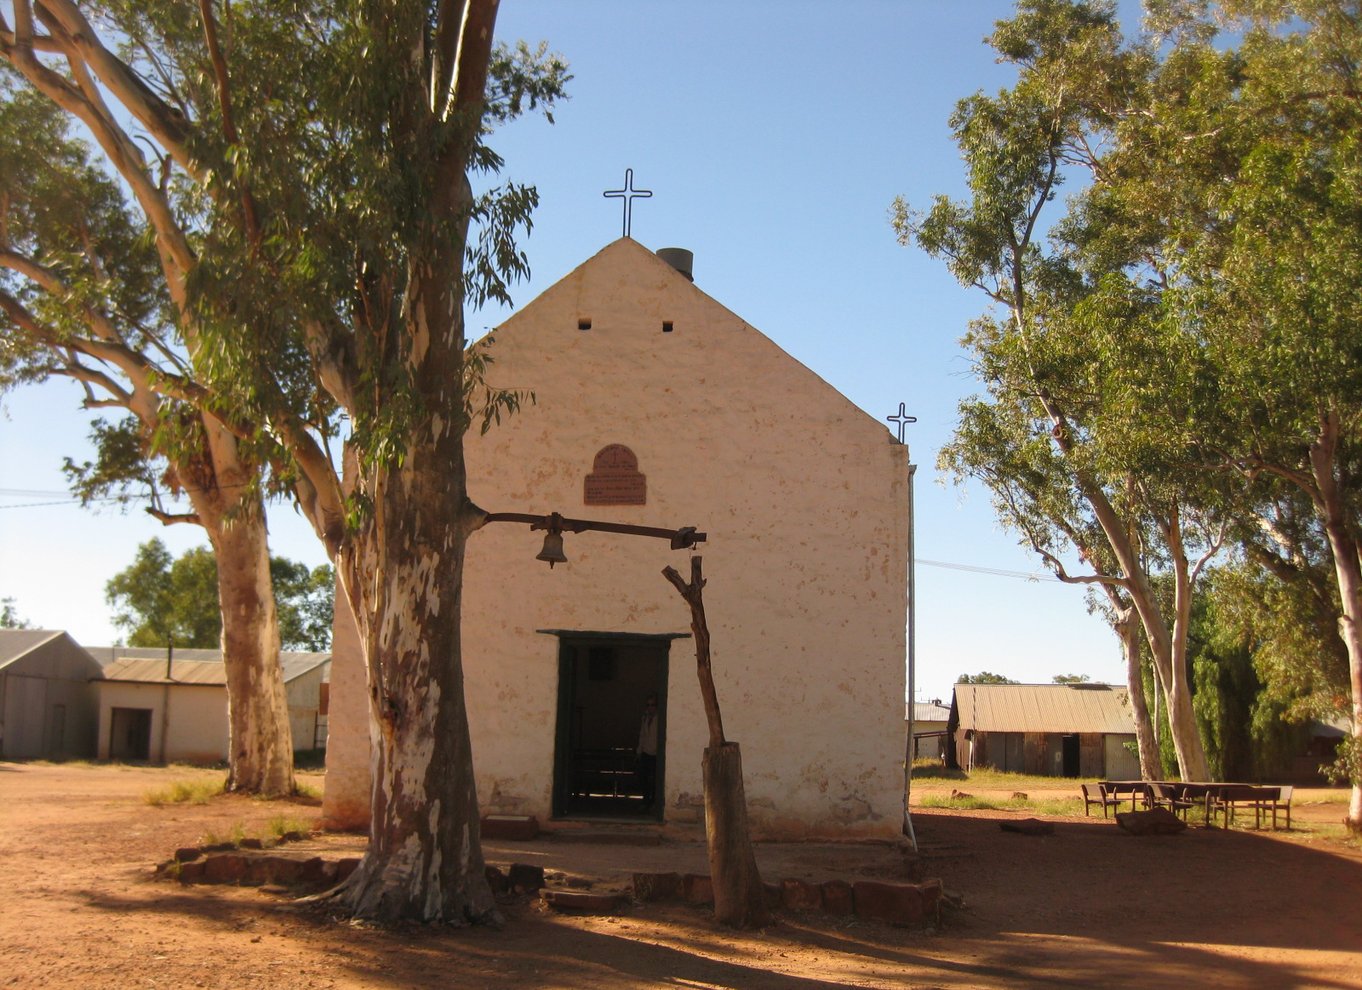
left=324, top=238, right=912, bottom=840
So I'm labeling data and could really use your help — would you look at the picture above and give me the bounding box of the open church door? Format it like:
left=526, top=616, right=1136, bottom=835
left=552, top=633, right=672, bottom=821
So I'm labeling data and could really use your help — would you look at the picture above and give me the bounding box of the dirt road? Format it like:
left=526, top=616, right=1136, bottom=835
left=2, top=762, right=1360, bottom=989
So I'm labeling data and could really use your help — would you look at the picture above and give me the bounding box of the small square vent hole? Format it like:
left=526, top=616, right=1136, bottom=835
left=662, top=321, right=674, bottom=333
left=578, top=318, right=592, bottom=331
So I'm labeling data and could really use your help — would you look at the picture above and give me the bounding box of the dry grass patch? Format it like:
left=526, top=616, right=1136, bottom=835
left=143, top=778, right=226, bottom=806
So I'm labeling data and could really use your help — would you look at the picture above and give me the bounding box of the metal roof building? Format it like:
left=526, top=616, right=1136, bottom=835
left=952, top=683, right=1136, bottom=735
left=949, top=683, right=1139, bottom=778
left=0, top=629, right=104, bottom=759
left=94, top=649, right=331, bottom=763
left=99, top=652, right=330, bottom=686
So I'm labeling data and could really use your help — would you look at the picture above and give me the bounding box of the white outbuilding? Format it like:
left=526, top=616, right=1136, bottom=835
left=93, top=648, right=331, bottom=763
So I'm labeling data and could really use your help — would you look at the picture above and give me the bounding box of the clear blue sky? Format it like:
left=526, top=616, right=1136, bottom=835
left=0, top=1, right=1133, bottom=702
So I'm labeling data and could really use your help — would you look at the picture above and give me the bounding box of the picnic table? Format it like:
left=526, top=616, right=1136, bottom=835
left=1084, top=780, right=1294, bottom=830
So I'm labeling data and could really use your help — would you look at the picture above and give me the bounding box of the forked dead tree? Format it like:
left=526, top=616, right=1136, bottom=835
left=662, top=556, right=771, bottom=929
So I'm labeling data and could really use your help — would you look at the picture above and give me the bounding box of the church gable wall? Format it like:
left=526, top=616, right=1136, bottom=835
left=458, top=239, right=909, bottom=839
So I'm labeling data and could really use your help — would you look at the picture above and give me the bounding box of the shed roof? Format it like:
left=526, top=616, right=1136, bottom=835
left=951, top=683, right=1135, bottom=734
left=907, top=701, right=952, bottom=723
left=98, top=651, right=329, bottom=686
left=0, top=629, right=65, bottom=669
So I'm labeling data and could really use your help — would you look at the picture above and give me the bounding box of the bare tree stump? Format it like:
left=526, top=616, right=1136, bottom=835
left=664, top=556, right=771, bottom=929
left=703, top=741, right=772, bottom=928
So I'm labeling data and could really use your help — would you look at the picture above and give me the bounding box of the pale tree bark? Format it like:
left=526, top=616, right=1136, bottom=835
left=196, top=422, right=295, bottom=796
left=1105, top=591, right=1161, bottom=780
left=1152, top=507, right=1212, bottom=782
left=1007, top=473, right=1208, bottom=781
left=663, top=557, right=770, bottom=930
left=1305, top=412, right=1362, bottom=832
left=1051, top=428, right=1211, bottom=780
left=325, top=443, right=494, bottom=924
left=295, top=0, right=514, bottom=922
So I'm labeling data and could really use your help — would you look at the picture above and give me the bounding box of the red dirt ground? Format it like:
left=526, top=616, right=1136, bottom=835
left=2, top=762, right=1360, bottom=989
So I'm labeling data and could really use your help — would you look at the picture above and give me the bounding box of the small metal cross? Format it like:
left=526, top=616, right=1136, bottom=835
left=603, top=168, right=653, bottom=238
left=887, top=402, right=917, bottom=444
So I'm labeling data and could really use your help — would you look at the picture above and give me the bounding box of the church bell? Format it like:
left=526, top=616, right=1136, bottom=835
left=536, top=531, right=568, bottom=568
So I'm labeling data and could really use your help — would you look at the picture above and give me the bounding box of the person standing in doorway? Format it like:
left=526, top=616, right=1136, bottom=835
left=637, top=693, right=659, bottom=809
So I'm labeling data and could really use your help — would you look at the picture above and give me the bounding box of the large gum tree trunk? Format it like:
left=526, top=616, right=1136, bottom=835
left=1052, top=434, right=1209, bottom=780
left=210, top=506, right=295, bottom=796
left=1162, top=669, right=1206, bottom=780
left=189, top=423, right=295, bottom=797
left=331, top=443, right=494, bottom=924
left=1123, top=565, right=1209, bottom=781
left=1309, top=415, right=1362, bottom=832
left=299, top=0, right=505, bottom=921
left=1114, top=604, right=1161, bottom=780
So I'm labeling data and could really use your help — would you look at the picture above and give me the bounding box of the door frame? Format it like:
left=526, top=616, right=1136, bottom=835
left=541, top=629, right=687, bottom=821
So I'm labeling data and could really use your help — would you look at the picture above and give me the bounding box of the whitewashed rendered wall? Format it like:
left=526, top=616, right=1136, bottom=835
left=97, top=683, right=228, bottom=763
left=322, top=596, right=371, bottom=829
left=323, top=239, right=910, bottom=838
left=461, top=240, right=908, bottom=839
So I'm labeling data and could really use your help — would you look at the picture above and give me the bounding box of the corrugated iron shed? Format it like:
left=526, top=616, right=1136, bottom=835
left=952, top=683, right=1134, bottom=734
left=906, top=701, right=952, bottom=723
left=98, top=651, right=329, bottom=686
left=100, top=658, right=228, bottom=685
left=0, top=629, right=66, bottom=668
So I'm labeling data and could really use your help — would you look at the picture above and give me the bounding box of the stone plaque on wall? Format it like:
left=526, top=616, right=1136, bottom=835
left=584, top=444, right=646, bottom=505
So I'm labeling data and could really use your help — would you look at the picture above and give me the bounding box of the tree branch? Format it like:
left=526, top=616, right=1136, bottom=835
left=662, top=555, right=726, bottom=750
left=146, top=505, right=201, bottom=526
left=430, top=0, right=469, bottom=117
left=197, top=0, right=261, bottom=248
left=33, top=0, right=196, bottom=172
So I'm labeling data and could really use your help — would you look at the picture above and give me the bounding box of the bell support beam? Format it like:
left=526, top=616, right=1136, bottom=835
left=482, top=511, right=706, bottom=552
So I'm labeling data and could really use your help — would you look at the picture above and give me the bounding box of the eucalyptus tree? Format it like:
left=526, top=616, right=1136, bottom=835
left=1086, top=0, right=1362, bottom=827
left=0, top=78, right=297, bottom=796
left=898, top=0, right=1215, bottom=780
left=1222, top=525, right=1352, bottom=735
left=1, top=0, right=567, bottom=921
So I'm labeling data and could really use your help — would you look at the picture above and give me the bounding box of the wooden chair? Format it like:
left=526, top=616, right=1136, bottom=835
left=1150, top=782, right=1194, bottom=821
left=1263, top=785, right=1293, bottom=830
left=1100, top=780, right=1152, bottom=812
left=1081, top=783, right=1121, bottom=818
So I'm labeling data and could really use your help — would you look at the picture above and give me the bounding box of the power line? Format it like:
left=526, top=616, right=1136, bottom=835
left=0, top=489, right=155, bottom=510
left=918, top=558, right=1060, bottom=582
left=0, top=488, right=1067, bottom=584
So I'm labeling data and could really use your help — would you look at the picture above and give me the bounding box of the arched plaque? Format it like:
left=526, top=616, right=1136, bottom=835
left=584, top=444, right=646, bottom=506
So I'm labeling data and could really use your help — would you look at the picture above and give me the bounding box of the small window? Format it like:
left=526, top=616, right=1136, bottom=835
left=662, top=321, right=674, bottom=333
left=578, top=318, right=592, bottom=331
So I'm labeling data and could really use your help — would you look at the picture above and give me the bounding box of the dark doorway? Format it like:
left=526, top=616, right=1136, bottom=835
left=553, top=634, right=671, bottom=820
left=46, top=704, right=67, bottom=756
left=1061, top=733, right=1081, bottom=777
left=109, top=707, right=153, bottom=761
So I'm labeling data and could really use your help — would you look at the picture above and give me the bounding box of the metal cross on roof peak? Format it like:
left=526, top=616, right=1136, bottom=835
left=603, top=168, right=653, bottom=238
left=887, top=402, right=917, bottom=444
